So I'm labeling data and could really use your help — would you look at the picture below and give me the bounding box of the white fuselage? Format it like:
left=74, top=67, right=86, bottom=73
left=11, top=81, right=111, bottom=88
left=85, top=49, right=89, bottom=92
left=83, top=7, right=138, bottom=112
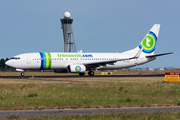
left=5, top=52, right=155, bottom=71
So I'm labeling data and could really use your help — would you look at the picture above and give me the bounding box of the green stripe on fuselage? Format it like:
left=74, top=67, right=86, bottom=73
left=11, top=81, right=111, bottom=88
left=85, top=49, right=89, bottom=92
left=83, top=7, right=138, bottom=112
left=47, top=52, right=52, bottom=69
left=44, top=52, right=52, bottom=70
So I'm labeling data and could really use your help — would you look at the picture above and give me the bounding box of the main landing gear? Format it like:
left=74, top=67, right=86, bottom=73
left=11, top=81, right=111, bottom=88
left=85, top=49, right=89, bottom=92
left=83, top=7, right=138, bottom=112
left=78, top=71, right=95, bottom=76
left=21, top=72, right=25, bottom=76
left=79, top=73, right=85, bottom=76
left=88, top=71, right=94, bottom=76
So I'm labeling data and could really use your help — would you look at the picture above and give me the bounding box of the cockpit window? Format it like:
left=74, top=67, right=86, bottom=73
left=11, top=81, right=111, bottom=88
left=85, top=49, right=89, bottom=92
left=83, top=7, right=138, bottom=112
left=10, top=57, right=20, bottom=60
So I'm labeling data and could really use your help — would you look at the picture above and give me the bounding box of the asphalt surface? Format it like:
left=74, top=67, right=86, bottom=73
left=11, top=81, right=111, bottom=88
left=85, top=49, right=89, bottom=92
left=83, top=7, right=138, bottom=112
left=0, top=74, right=164, bottom=79
left=1, top=107, right=180, bottom=118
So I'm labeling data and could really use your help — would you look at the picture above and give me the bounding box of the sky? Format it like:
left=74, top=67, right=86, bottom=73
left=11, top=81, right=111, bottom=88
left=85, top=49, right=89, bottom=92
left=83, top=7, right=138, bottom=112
left=0, top=0, right=179, bottom=68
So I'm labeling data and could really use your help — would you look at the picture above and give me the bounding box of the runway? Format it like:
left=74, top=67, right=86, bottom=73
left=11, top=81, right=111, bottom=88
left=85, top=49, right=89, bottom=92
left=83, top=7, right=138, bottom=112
left=0, top=107, right=180, bottom=117
left=0, top=74, right=164, bottom=79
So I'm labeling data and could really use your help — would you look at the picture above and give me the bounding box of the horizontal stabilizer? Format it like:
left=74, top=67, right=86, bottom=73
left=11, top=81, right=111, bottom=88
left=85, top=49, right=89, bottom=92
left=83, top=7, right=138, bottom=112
left=146, top=52, right=173, bottom=58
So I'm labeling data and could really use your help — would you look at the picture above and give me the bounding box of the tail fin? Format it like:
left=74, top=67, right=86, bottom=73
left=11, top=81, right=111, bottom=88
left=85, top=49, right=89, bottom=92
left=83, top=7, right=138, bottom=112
left=139, top=24, right=160, bottom=55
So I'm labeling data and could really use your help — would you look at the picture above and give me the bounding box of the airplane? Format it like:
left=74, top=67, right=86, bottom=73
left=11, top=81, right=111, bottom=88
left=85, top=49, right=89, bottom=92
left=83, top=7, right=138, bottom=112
left=5, top=24, right=173, bottom=76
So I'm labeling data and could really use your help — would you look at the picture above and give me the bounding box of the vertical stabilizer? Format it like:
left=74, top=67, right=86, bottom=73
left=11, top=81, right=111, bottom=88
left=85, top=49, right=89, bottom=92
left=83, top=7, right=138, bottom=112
left=139, top=24, right=160, bottom=55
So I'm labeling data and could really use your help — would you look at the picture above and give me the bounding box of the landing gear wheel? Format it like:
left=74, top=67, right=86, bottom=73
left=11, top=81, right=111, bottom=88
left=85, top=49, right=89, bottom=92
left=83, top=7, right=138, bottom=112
left=88, top=71, right=94, bottom=76
left=79, top=73, right=85, bottom=76
left=21, top=72, right=25, bottom=76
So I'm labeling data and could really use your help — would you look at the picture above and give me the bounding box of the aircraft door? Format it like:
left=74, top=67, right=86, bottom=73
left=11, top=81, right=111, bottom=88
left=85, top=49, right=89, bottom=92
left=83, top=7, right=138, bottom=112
left=26, top=55, right=31, bottom=64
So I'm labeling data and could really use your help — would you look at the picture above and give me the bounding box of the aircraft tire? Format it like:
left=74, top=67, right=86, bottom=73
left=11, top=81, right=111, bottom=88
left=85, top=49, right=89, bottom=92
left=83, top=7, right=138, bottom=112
left=88, top=71, right=94, bottom=76
left=21, top=72, right=25, bottom=76
left=79, top=73, right=85, bottom=76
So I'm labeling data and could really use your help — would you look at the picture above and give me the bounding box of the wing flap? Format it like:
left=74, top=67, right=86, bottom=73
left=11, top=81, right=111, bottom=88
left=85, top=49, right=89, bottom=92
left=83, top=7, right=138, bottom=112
left=84, top=58, right=128, bottom=67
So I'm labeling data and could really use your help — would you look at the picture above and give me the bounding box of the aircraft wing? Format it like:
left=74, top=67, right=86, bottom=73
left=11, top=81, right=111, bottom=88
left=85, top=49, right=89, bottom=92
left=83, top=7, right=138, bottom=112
left=84, top=47, right=143, bottom=68
left=84, top=58, right=129, bottom=68
left=146, top=52, right=173, bottom=58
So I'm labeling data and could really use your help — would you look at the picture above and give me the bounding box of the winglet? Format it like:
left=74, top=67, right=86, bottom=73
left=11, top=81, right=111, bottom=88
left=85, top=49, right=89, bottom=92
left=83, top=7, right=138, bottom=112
left=129, top=47, right=143, bottom=60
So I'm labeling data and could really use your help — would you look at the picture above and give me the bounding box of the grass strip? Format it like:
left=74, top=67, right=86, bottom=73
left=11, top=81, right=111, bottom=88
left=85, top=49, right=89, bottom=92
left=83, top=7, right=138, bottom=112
left=0, top=77, right=180, bottom=110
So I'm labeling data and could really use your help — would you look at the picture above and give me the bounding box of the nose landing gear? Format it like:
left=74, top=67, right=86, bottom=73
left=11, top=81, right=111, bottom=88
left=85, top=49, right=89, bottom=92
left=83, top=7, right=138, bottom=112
left=21, top=72, right=25, bottom=76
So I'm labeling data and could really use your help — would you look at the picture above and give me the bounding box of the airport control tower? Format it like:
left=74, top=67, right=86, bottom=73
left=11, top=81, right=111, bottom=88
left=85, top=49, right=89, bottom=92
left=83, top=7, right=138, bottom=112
left=61, top=11, right=76, bottom=52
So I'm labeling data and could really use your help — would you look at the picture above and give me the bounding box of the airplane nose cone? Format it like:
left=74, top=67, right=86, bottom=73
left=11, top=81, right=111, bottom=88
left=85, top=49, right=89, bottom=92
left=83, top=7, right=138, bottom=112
left=5, top=61, right=11, bottom=66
